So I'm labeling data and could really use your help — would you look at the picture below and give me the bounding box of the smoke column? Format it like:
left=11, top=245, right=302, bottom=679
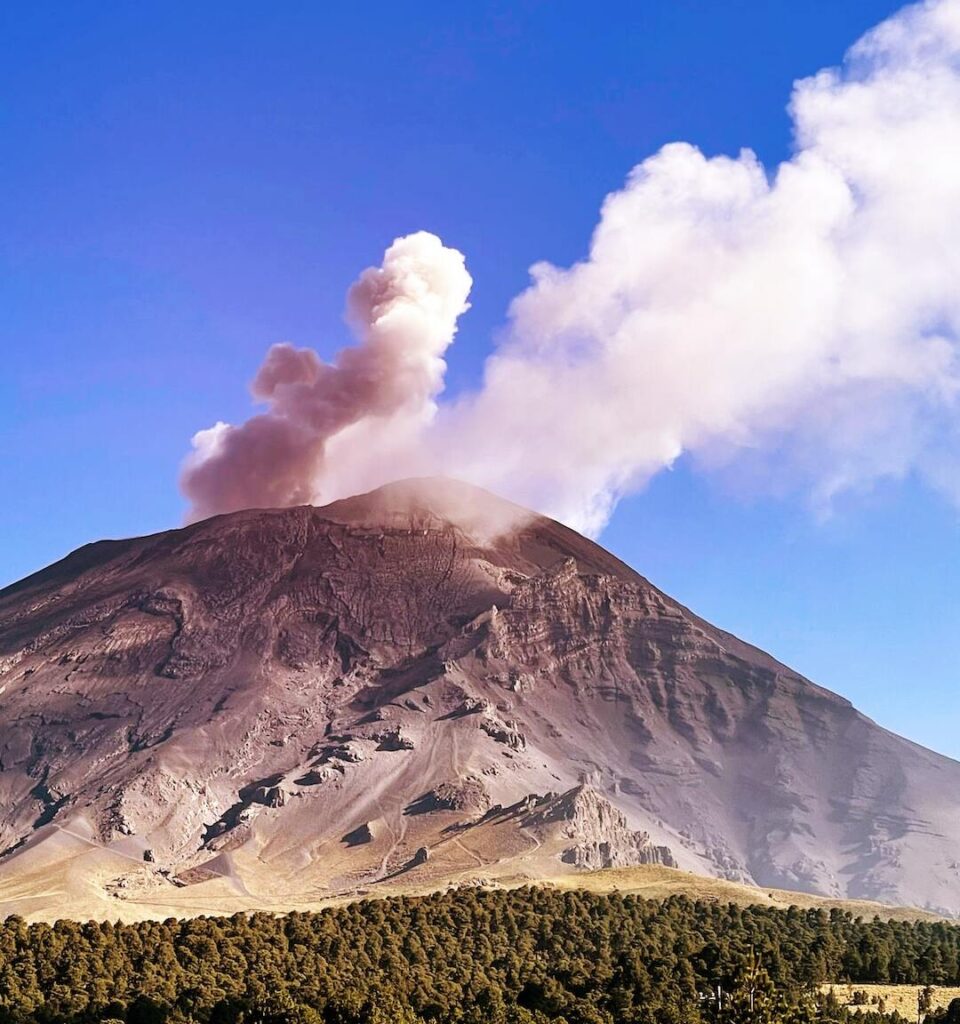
left=181, top=231, right=471, bottom=521
left=184, top=0, right=960, bottom=535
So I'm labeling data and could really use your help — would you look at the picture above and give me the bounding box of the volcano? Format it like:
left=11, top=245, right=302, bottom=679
left=1, top=477, right=959, bottom=920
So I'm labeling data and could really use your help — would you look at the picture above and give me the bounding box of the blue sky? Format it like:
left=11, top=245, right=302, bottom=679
left=3, top=1, right=958, bottom=756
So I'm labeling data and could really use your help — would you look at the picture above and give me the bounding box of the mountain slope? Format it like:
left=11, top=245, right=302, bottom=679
left=1, top=477, right=958, bottom=920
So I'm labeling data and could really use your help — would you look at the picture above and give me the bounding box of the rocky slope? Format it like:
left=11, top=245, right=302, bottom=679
left=1, top=477, right=959, bottom=920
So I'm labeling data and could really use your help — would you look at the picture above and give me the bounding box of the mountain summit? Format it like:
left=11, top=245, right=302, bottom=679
left=1, top=478, right=958, bottom=919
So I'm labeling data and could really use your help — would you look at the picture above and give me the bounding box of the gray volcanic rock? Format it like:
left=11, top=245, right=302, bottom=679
left=1, top=476, right=959, bottom=916
left=406, top=779, right=491, bottom=817
left=522, top=786, right=677, bottom=870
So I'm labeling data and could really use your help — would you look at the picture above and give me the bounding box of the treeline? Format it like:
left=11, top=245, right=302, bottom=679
left=2, top=888, right=960, bottom=1024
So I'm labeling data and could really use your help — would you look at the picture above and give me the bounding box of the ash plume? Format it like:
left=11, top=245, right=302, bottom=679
left=181, top=231, right=471, bottom=521
left=184, top=0, right=960, bottom=535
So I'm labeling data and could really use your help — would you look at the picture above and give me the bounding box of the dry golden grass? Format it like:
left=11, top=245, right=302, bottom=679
left=822, top=984, right=960, bottom=1017
left=0, top=827, right=941, bottom=924
left=539, top=865, right=940, bottom=922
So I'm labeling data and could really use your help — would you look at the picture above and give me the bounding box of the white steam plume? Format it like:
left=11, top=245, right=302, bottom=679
left=184, top=0, right=960, bottom=535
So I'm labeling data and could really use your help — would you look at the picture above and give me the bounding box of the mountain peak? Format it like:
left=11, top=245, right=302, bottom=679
left=317, top=476, right=538, bottom=539
left=1, top=481, right=959, bottom=920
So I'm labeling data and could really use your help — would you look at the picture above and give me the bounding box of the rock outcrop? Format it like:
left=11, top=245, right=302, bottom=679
left=522, top=786, right=677, bottom=870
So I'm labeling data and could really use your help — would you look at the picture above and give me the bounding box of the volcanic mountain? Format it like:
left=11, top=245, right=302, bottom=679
left=1, top=477, right=959, bottom=920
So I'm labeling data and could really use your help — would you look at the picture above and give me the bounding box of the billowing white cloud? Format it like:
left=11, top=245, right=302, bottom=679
left=184, top=0, right=960, bottom=536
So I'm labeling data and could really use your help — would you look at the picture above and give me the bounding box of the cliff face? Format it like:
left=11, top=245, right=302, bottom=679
left=1, top=477, right=958, bottom=919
